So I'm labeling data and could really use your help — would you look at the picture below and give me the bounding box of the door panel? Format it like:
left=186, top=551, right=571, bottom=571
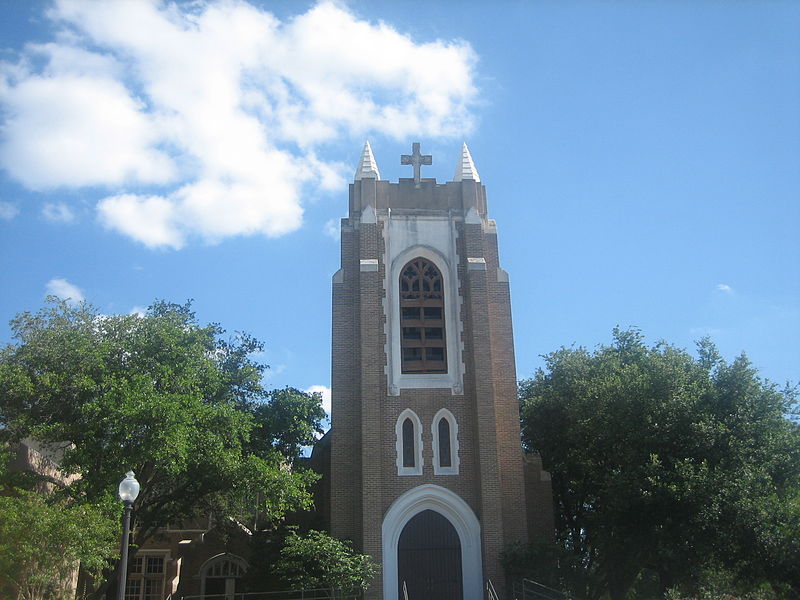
left=398, top=509, right=462, bottom=600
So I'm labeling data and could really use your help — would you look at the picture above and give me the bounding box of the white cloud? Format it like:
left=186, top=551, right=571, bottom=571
left=0, top=202, right=19, bottom=220
left=716, top=283, right=734, bottom=294
left=304, top=384, right=332, bottom=416
left=42, top=202, right=75, bottom=223
left=129, top=305, right=146, bottom=317
left=323, top=218, right=340, bottom=240
left=0, top=0, right=478, bottom=249
left=97, top=194, right=183, bottom=249
left=45, top=277, right=84, bottom=303
left=262, top=363, right=287, bottom=380
left=1, top=73, right=175, bottom=190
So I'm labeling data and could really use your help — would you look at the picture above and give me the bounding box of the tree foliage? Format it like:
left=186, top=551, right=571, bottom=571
left=272, top=529, right=379, bottom=593
left=0, top=450, right=118, bottom=600
left=251, top=387, right=326, bottom=463
left=518, top=328, right=800, bottom=600
left=0, top=299, right=322, bottom=595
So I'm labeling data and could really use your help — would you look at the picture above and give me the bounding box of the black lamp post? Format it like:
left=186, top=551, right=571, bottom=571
left=117, top=471, right=140, bottom=600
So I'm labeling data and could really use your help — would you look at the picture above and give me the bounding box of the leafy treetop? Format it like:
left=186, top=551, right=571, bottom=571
left=518, top=328, right=800, bottom=600
left=0, top=298, right=320, bottom=559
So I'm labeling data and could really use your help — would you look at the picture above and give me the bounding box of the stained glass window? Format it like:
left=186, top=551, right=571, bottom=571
left=400, top=258, right=446, bottom=374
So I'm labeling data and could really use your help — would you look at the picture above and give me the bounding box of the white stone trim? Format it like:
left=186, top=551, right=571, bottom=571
left=395, top=409, right=423, bottom=476
left=464, top=207, right=482, bottom=225
left=467, top=257, right=486, bottom=271
left=432, top=408, right=460, bottom=475
left=360, top=259, right=378, bottom=272
left=354, top=141, right=381, bottom=181
left=383, top=232, right=465, bottom=394
left=361, top=204, right=377, bottom=223
left=452, top=142, right=481, bottom=182
left=382, top=485, right=482, bottom=600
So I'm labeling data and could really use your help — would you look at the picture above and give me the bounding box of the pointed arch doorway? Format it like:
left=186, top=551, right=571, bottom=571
left=382, top=485, right=483, bottom=600
left=398, top=509, right=463, bottom=600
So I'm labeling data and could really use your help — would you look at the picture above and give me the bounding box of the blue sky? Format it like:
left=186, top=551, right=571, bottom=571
left=1, top=0, right=798, bottom=416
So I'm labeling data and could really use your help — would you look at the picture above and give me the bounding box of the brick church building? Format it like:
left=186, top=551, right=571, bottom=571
left=7, top=143, right=552, bottom=600
left=315, top=142, right=554, bottom=600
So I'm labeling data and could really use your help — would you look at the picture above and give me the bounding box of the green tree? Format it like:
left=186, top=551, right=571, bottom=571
left=0, top=490, right=118, bottom=600
left=272, top=529, right=379, bottom=594
left=0, top=449, right=119, bottom=600
left=0, top=299, right=319, bottom=597
left=250, top=387, right=326, bottom=463
left=518, top=328, right=800, bottom=600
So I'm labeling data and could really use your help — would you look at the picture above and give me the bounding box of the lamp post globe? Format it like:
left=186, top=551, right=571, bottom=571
left=116, top=471, right=140, bottom=600
left=118, top=471, right=140, bottom=503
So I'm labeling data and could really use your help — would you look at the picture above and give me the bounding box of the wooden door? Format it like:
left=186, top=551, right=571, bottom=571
left=398, top=509, right=462, bottom=600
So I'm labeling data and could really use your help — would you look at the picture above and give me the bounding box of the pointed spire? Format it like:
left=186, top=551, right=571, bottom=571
left=452, top=142, right=480, bottom=182
left=354, top=141, right=381, bottom=181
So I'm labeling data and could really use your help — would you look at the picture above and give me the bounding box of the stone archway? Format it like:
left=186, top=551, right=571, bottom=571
left=382, top=485, right=482, bottom=600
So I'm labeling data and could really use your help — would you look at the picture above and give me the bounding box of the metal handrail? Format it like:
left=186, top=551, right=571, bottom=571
left=486, top=579, right=499, bottom=600
left=512, top=578, right=570, bottom=600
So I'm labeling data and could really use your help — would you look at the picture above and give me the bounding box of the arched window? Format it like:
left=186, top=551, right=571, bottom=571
left=399, top=258, right=447, bottom=374
left=200, top=554, right=248, bottom=600
left=438, top=418, right=451, bottom=467
left=432, top=409, right=459, bottom=475
left=395, top=409, right=423, bottom=475
left=402, top=418, right=415, bottom=468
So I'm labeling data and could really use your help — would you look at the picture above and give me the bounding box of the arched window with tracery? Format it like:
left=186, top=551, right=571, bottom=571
left=400, top=258, right=447, bottom=374
left=200, top=554, right=248, bottom=600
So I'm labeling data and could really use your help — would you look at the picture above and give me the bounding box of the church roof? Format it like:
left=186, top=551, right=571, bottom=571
left=452, top=142, right=480, bottom=182
left=354, top=141, right=381, bottom=180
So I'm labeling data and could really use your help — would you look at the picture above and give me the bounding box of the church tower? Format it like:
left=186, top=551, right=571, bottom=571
left=329, top=142, right=552, bottom=600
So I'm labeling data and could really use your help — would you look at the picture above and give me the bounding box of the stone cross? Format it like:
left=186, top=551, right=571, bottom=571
left=401, top=142, right=432, bottom=184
